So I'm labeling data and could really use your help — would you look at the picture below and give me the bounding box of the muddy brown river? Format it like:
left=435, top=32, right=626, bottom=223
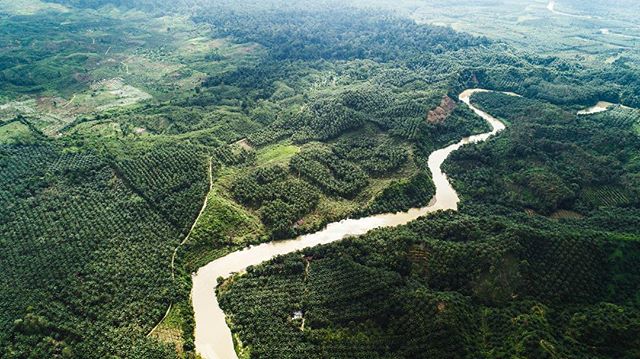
left=191, top=89, right=508, bottom=359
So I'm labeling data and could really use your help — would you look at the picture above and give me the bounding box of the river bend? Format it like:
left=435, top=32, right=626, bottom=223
left=191, top=88, right=508, bottom=359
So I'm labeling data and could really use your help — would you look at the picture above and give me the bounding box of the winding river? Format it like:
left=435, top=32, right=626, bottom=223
left=546, top=0, right=593, bottom=19
left=191, top=89, right=508, bottom=359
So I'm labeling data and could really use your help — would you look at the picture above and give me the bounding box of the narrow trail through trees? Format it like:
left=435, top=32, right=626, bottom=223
left=147, top=157, right=213, bottom=337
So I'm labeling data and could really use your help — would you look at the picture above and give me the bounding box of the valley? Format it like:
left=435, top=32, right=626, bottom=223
left=0, top=1, right=639, bottom=358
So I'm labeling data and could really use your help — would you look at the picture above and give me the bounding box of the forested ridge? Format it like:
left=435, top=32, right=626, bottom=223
left=1, top=0, right=639, bottom=358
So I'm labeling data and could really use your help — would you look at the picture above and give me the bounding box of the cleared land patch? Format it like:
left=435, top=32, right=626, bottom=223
left=0, top=121, right=35, bottom=144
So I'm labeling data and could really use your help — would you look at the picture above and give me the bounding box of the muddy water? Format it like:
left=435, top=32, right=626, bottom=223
left=191, top=89, right=507, bottom=359
left=577, top=101, right=614, bottom=115
left=577, top=101, right=634, bottom=115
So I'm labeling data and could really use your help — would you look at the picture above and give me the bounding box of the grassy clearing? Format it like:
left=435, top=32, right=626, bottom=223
left=354, top=177, right=399, bottom=206
left=70, top=121, right=123, bottom=138
left=256, top=143, right=301, bottom=166
left=120, top=56, right=185, bottom=82
left=88, top=78, right=153, bottom=111
left=0, top=99, right=70, bottom=136
left=201, top=192, right=263, bottom=244
left=0, top=121, right=35, bottom=144
left=182, top=170, right=264, bottom=272
left=179, top=37, right=227, bottom=55
left=0, top=78, right=151, bottom=137
left=150, top=303, right=186, bottom=356
left=296, top=195, right=356, bottom=233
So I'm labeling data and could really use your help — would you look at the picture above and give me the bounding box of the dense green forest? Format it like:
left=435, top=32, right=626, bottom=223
left=446, top=92, right=640, bottom=217
left=0, top=143, right=208, bottom=357
left=217, top=86, right=640, bottom=359
left=1, top=0, right=639, bottom=358
left=219, top=212, right=640, bottom=358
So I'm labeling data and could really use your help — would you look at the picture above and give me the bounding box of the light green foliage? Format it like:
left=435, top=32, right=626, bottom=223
left=256, top=143, right=300, bottom=166
left=182, top=188, right=263, bottom=272
left=0, top=121, right=36, bottom=144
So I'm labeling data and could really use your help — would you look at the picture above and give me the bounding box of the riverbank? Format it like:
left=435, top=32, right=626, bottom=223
left=191, top=89, right=509, bottom=359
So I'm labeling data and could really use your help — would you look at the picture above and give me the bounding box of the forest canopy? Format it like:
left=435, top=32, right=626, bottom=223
left=1, top=0, right=639, bottom=358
